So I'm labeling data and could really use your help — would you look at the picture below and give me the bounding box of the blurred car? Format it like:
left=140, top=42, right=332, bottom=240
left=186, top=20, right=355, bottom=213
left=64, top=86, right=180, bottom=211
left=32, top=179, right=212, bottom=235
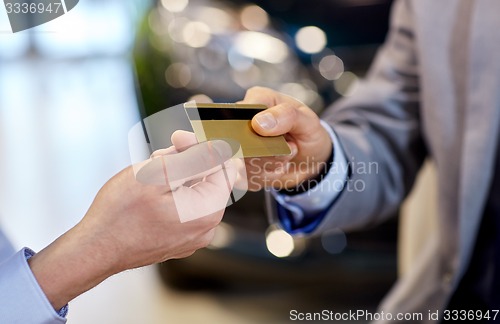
left=133, top=0, right=397, bottom=307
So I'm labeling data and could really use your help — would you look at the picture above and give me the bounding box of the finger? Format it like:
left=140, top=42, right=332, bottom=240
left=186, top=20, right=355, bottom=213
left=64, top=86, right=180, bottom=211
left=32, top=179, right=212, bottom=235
left=135, top=140, right=234, bottom=188
left=245, top=160, right=290, bottom=188
left=239, top=86, right=281, bottom=108
left=150, top=131, right=198, bottom=159
left=134, top=157, right=172, bottom=188
left=166, top=140, right=234, bottom=184
left=171, top=159, right=237, bottom=222
left=150, top=146, right=178, bottom=159
left=233, top=158, right=249, bottom=191
left=210, top=158, right=237, bottom=185
left=243, top=141, right=297, bottom=167
left=204, top=228, right=217, bottom=246
left=171, top=130, right=198, bottom=151
left=170, top=124, right=254, bottom=194
left=133, top=145, right=177, bottom=180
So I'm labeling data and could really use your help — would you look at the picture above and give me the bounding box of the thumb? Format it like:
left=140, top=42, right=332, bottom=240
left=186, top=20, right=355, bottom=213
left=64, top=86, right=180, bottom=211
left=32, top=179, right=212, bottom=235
left=252, top=103, right=310, bottom=137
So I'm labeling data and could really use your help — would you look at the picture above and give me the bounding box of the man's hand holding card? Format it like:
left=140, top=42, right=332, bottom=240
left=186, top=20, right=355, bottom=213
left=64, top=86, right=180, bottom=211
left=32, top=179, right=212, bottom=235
left=184, top=102, right=291, bottom=158
left=239, top=87, right=333, bottom=192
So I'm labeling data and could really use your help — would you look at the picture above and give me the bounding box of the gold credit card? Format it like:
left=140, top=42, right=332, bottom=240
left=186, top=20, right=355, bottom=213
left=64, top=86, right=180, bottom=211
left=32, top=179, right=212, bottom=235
left=184, top=103, right=291, bottom=157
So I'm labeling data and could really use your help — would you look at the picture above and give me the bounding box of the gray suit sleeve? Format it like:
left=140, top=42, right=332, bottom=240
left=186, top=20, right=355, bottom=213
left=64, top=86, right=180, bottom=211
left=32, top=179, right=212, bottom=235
left=267, top=0, right=427, bottom=234
left=318, top=0, right=426, bottom=232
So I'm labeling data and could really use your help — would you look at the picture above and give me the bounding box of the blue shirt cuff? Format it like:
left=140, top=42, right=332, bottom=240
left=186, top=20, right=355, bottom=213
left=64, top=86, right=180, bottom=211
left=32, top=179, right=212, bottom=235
left=276, top=202, right=333, bottom=235
left=0, top=248, right=67, bottom=323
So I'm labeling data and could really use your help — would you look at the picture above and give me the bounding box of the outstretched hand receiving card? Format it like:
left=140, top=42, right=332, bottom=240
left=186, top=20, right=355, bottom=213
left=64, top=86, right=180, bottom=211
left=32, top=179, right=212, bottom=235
left=184, top=103, right=292, bottom=158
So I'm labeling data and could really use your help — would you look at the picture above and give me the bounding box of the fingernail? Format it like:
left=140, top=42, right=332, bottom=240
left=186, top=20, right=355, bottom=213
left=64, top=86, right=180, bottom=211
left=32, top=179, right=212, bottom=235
left=255, top=113, right=276, bottom=130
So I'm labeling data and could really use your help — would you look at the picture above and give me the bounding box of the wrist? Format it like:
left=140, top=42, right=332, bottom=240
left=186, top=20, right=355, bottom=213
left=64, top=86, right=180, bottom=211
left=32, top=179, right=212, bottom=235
left=28, top=222, right=118, bottom=310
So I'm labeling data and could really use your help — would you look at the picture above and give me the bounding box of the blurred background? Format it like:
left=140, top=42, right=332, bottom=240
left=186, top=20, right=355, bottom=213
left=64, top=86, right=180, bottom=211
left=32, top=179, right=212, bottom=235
left=0, top=0, right=429, bottom=323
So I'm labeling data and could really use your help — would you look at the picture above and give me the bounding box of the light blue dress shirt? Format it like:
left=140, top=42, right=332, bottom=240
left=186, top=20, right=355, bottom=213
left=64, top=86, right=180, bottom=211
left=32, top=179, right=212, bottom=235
left=0, top=229, right=67, bottom=323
